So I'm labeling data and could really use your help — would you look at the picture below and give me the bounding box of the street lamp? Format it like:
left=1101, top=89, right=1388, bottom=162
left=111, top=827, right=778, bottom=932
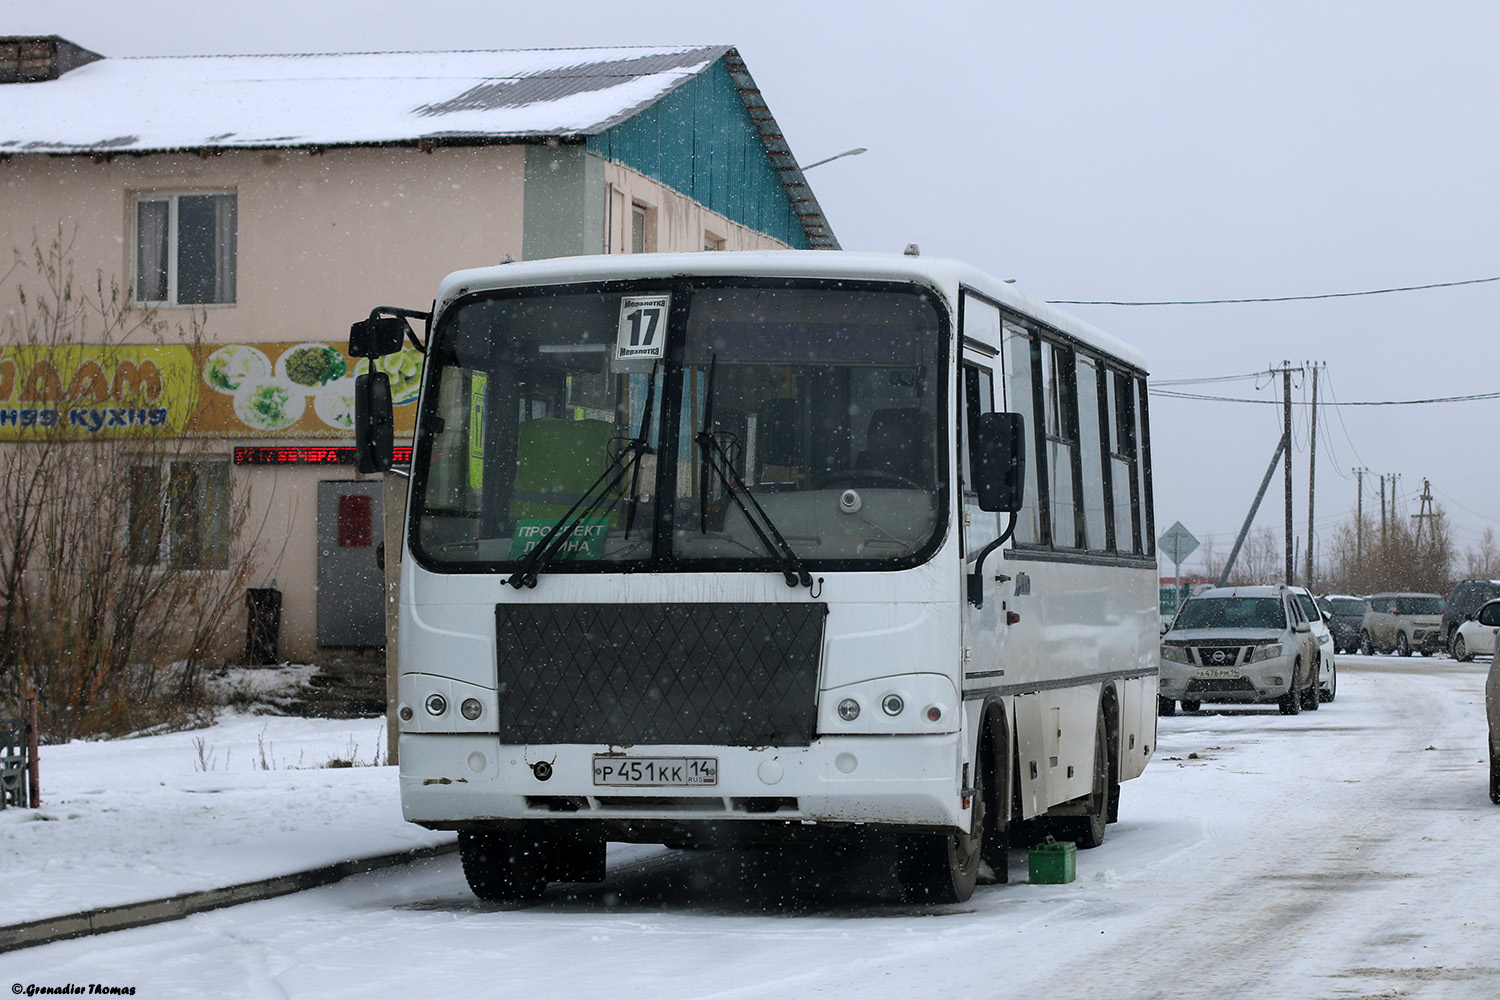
left=800, top=147, right=867, bottom=171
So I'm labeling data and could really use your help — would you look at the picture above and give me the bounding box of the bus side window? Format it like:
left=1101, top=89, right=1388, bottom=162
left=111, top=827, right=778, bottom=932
left=1003, top=321, right=1041, bottom=544
left=1075, top=353, right=1107, bottom=550
left=1136, top=374, right=1155, bottom=555
left=1041, top=340, right=1081, bottom=549
left=960, top=363, right=995, bottom=497
left=1107, top=370, right=1142, bottom=554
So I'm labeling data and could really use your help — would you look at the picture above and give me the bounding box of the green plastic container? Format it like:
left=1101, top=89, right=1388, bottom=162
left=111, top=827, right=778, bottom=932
left=1028, top=841, right=1077, bottom=884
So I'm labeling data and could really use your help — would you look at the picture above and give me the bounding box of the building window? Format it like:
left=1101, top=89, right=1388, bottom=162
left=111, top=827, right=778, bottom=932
left=127, top=460, right=231, bottom=569
left=630, top=202, right=656, bottom=254
left=703, top=230, right=726, bottom=252
left=134, top=192, right=237, bottom=306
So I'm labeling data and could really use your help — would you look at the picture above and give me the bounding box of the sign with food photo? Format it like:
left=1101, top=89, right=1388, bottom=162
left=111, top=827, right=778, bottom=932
left=0, top=342, right=422, bottom=439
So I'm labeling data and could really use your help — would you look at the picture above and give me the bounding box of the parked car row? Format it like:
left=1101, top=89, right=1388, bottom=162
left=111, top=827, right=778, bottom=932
left=1160, top=583, right=1500, bottom=805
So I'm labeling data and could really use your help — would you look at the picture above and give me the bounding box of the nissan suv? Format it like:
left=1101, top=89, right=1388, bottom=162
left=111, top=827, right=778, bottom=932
left=1159, top=584, right=1321, bottom=716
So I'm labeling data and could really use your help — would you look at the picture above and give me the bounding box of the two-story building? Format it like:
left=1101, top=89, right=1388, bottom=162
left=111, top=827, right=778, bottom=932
left=0, top=36, right=838, bottom=662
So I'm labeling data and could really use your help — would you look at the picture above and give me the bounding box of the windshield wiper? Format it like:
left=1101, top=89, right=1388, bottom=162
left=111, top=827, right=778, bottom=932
left=694, top=355, right=813, bottom=590
left=507, top=363, right=657, bottom=589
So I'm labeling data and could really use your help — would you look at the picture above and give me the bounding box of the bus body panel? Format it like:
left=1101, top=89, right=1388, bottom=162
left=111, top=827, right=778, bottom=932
left=385, top=250, right=1158, bottom=870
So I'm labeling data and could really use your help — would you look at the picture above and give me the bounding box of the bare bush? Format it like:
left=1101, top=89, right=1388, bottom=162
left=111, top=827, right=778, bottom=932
left=1316, top=510, right=1453, bottom=596
left=0, top=229, right=261, bottom=739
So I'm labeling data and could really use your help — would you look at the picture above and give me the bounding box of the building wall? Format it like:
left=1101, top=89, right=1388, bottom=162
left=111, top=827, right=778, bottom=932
left=587, top=59, right=809, bottom=248
left=2, top=144, right=529, bottom=660
left=600, top=157, right=792, bottom=254
left=2, top=138, right=799, bottom=663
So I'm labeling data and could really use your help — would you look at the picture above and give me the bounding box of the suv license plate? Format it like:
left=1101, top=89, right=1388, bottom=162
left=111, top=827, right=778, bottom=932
left=1195, top=666, right=1242, bottom=679
left=592, top=756, right=718, bottom=786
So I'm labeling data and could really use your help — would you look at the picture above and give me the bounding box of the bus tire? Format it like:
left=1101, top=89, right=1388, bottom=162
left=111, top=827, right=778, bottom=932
left=459, top=829, right=549, bottom=901
left=979, top=725, right=1010, bottom=881
left=897, top=777, right=984, bottom=904
left=1047, top=712, right=1109, bottom=849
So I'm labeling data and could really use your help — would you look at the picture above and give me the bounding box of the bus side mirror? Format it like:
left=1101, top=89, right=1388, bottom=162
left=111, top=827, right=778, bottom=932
left=354, top=370, right=394, bottom=474
left=349, top=316, right=409, bottom=358
left=973, top=411, right=1026, bottom=513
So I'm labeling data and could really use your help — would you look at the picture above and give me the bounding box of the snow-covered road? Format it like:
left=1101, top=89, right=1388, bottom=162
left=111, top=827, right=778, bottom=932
left=4, top=655, right=1497, bottom=999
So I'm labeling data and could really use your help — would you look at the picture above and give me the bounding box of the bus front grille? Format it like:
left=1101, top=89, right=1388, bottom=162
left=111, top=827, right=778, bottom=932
left=495, top=602, right=827, bottom=747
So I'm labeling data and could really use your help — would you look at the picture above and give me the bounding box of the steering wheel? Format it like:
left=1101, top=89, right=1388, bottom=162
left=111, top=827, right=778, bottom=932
left=812, top=468, right=923, bottom=491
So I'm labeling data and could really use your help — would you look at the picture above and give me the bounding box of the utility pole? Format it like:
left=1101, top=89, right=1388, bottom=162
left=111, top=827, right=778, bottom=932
left=1268, top=361, right=1300, bottom=585
left=1413, top=478, right=1436, bottom=549
left=1380, top=474, right=1388, bottom=549
left=1304, top=362, right=1320, bottom=590
left=1353, top=467, right=1367, bottom=573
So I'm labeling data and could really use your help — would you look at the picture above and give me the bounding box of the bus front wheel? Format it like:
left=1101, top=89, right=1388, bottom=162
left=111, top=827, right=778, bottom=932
left=897, top=778, right=984, bottom=904
left=458, top=829, right=550, bottom=901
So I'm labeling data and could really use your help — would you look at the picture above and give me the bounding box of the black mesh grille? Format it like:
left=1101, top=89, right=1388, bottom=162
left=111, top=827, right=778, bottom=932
left=495, top=602, right=827, bottom=746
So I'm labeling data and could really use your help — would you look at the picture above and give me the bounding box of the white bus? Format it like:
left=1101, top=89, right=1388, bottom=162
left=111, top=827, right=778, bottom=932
left=350, top=250, right=1159, bottom=904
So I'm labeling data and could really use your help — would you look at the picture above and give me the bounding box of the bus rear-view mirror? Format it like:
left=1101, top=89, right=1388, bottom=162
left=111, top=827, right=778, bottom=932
left=973, top=411, right=1026, bottom=513
left=354, top=371, right=394, bottom=473
left=349, top=316, right=410, bottom=358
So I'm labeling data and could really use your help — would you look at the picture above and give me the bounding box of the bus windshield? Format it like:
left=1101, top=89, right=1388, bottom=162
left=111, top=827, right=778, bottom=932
left=410, top=281, right=946, bottom=574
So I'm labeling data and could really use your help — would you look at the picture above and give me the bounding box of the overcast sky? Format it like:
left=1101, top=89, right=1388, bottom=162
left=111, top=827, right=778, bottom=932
left=10, top=0, right=1500, bottom=581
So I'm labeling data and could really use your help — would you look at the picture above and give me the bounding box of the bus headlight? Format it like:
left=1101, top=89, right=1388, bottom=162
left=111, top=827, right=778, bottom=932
left=460, top=698, right=483, bottom=720
left=881, top=694, right=904, bottom=716
left=837, top=698, right=861, bottom=721
left=425, top=694, right=448, bottom=716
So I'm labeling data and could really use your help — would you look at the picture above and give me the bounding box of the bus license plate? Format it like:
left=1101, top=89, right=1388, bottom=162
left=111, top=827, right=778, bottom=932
left=1195, top=666, right=1241, bottom=679
left=593, top=756, right=718, bottom=786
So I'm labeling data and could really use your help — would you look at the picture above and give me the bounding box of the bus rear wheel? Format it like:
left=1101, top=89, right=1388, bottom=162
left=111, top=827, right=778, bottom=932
left=897, top=775, right=984, bottom=904
left=458, top=829, right=550, bottom=901
left=1046, top=712, right=1110, bottom=849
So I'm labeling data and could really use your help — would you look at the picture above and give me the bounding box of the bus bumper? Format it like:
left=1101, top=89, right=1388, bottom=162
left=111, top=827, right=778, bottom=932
left=398, top=731, right=970, bottom=833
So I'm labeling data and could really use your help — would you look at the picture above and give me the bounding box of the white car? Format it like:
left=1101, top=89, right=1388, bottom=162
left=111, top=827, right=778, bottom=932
left=1289, top=586, right=1337, bottom=702
left=1453, top=598, right=1500, bottom=662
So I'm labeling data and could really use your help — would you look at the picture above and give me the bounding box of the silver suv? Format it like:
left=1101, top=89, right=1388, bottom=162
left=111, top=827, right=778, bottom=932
left=1159, top=584, right=1321, bottom=716
left=1360, top=592, right=1446, bottom=656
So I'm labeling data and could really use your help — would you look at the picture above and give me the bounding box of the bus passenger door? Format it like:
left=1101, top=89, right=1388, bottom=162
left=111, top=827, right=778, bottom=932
left=959, top=357, right=1009, bottom=701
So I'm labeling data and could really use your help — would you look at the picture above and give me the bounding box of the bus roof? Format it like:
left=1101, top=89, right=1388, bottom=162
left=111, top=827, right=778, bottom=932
left=432, top=250, right=1148, bottom=372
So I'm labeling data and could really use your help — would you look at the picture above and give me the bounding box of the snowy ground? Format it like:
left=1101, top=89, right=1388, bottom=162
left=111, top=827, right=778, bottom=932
left=3, top=654, right=1497, bottom=999
left=0, top=708, right=451, bottom=926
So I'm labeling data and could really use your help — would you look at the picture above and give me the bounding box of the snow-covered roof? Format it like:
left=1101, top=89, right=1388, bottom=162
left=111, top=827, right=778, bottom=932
left=0, top=43, right=734, bottom=153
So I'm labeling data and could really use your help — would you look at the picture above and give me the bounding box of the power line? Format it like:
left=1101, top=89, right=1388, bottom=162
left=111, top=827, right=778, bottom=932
left=1151, top=388, right=1500, bottom=405
left=1054, top=273, right=1500, bottom=306
left=1152, top=371, right=1265, bottom=386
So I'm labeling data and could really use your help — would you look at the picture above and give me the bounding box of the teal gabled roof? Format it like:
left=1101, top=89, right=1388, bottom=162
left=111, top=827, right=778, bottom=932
left=587, top=49, right=836, bottom=250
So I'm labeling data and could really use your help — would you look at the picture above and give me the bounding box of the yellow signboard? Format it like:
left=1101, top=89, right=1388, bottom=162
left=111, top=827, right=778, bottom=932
left=0, top=342, right=424, bottom=440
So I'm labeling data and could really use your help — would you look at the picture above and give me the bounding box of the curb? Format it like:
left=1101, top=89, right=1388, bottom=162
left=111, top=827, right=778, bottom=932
left=0, top=840, right=458, bottom=954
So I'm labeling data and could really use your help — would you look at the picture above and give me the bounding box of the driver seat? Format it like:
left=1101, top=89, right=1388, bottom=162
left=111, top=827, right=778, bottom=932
left=857, top=407, right=930, bottom=483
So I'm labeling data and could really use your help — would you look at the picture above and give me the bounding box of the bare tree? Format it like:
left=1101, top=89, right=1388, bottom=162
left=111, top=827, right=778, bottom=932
left=1462, top=528, right=1500, bottom=580
left=1, top=229, right=262, bottom=738
left=1316, top=509, right=1454, bottom=596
